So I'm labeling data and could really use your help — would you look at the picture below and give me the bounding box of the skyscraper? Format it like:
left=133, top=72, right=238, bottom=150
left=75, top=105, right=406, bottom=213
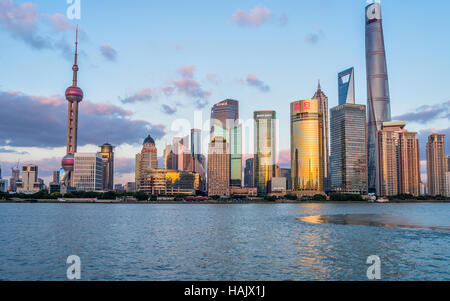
left=446, top=156, right=450, bottom=197
left=10, top=166, right=20, bottom=192
left=254, top=111, right=277, bottom=195
left=73, top=153, right=103, bottom=192
left=163, top=145, right=172, bottom=170
left=330, top=104, right=368, bottom=194
left=378, top=122, right=421, bottom=196
left=207, top=137, right=230, bottom=196
left=365, top=2, right=392, bottom=193
left=211, top=99, right=241, bottom=188
left=312, top=83, right=330, bottom=192
left=98, top=143, right=115, bottom=191
left=52, top=171, right=60, bottom=184
left=210, top=99, right=239, bottom=138
left=338, top=67, right=355, bottom=105
left=230, top=124, right=242, bottom=187
left=244, top=158, right=254, bottom=188
left=426, top=134, right=447, bottom=196
left=291, top=99, right=324, bottom=195
left=16, top=165, right=41, bottom=194
left=136, top=135, right=158, bottom=190
left=61, top=26, right=84, bottom=189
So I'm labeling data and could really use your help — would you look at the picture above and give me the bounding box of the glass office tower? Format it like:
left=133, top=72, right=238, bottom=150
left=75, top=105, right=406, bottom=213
left=211, top=99, right=241, bottom=187
left=290, top=99, right=324, bottom=195
left=365, top=2, right=392, bottom=193
left=330, top=104, right=368, bottom=194
left=254, top=111, right=277, bottom=195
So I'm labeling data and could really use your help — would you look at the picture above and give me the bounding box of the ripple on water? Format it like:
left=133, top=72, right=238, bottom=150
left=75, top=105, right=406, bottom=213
left=297, top=214, right=450, bottom=232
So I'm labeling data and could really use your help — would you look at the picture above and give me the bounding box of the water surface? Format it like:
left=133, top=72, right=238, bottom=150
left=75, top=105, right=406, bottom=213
left=0, top=203, right=449, bottom=281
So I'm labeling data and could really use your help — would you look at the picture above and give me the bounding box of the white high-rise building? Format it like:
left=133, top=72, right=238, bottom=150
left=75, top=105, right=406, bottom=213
left=73, top=153, right=103, bottom=192
left=16, top=165, right=41, bottom=194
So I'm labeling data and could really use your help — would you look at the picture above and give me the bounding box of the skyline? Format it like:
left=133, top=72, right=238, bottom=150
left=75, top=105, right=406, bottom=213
left=1, top=0, right=450, bottom=185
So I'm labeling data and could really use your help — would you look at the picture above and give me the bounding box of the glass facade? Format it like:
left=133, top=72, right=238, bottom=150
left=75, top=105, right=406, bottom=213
left=330, top=104, right=368, bottom=194
left=73, top=153, right=103, bottom=192
left=211, top=99, right=241, bottom=188
left=290, top=100, right=324, bottom=194
left=140, top=170, right=196, bottom=195
left=366, top=3, right=392, bottom=193
left=254, top=111, right=277, bottom=195
left=230, top=124, right=242, bottom=187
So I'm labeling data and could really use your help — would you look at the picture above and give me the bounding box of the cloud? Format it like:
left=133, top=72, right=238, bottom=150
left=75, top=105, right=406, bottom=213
left=231, top=6, right=272, bottom=27
left=174, top=44, right=183, bottom=51
left=278, top=149, right=291, bottom=167
left=0, top=0, right=49, bottom=50
left=47, top=13, right=75, bottom=32
left=0, top=148, right=29, bottom=155
left=100, top=43, right=118, bottom=62
left=120, top=88, right=155, bottom=104
left=0, top=1, right=91, bottom=62
left=0, top=90, right=167, bottom=148
left=114, top=157, right=135, bottom=175
left=393, top=100, right=450, bottom=124
left=173, top=79, right=211, bottom=99
left=178, top=65, right=196, bottom=79
left=304, top=29, right=325, bottom=44
left=161, top=104, right=177, bottom=115
left=246, top=74, right=270, bottom=92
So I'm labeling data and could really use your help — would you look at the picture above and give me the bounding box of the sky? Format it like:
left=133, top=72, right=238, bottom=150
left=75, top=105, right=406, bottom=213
left=0, top=0, right=449, bottom=185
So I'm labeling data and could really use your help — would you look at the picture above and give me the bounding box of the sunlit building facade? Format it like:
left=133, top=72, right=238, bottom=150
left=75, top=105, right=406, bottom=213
left=330, top=104, right=368, bottom=194
left=312, top=84, right=330, bottom=192
left=254, top=111, right=277, bottom=195
left=211, top=99, right=241, bottom=188
left=290, top=99, right=324, bottom=195
left=136, top=135, right=158, bottom=190
left=378, top=122, right=420, bottom=197
left=73, top=153, right=103, bottom=192
left=207, top=137, right=230, bottom=196
left=98, top=143, right=114, bottom=191
left=140, top=169, right=196, bottom=196
left=426, top=134, right=447, bottom=196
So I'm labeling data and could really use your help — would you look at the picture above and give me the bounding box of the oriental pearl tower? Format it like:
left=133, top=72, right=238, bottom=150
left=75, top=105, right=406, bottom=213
left=61, top=26, right=83, bottom=190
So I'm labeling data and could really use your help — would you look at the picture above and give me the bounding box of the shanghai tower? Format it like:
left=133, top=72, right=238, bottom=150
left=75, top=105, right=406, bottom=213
left=365, top=2, right=391, bottom=193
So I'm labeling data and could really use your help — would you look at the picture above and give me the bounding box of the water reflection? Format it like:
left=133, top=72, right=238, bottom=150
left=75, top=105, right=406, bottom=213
left=298, top=214, right=450, bottom=231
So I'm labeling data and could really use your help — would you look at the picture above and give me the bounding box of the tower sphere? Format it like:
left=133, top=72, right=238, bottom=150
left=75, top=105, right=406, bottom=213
left=65, top=86, right=84, bottom=102
left=62, top=154, right=75, bottom=171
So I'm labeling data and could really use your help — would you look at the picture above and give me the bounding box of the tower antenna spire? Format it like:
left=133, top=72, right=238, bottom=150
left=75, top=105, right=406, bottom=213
left=72, top=25, right=79, bottom=87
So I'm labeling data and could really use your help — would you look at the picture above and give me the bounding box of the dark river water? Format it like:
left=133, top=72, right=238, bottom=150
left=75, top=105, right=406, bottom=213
left=0, top=203, right=449, bottom=281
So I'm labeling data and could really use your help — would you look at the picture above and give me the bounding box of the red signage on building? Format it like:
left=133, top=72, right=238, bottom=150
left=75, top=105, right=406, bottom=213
left=294, top=103, right=301, bottom=111
left=304, top=102, right=311, bottom=110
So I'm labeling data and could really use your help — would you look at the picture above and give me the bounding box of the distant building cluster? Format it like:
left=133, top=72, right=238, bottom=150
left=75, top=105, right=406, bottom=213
left=3, top=3, right=449, bottom=199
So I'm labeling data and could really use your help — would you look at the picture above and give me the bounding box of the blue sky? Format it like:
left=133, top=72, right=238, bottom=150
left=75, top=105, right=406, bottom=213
left=0, top=0, right=449, bottom=184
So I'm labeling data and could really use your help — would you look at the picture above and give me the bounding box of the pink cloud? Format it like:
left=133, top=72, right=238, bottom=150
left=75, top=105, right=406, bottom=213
left=82, top=100, right=133, bottom=117
left=48, top=13, right=74, bottom=32
left=231, top=6, right=271, bottom=27
left=178, top=65, right=196, bottom=79
left=120, top=88, right=155, bottom=104
left=173, top=79, right=211, bottom=99
left=278, top=149, right=290, bottom=167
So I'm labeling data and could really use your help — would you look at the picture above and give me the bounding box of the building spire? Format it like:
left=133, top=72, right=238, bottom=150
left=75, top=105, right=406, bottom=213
left=318, top=80, right=321, bottom=91
left=72, top=25, right=79, bottom=87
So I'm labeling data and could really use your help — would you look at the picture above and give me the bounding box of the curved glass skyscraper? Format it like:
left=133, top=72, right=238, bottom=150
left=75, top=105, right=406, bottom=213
left=365, top=2, right=392, bottom=193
